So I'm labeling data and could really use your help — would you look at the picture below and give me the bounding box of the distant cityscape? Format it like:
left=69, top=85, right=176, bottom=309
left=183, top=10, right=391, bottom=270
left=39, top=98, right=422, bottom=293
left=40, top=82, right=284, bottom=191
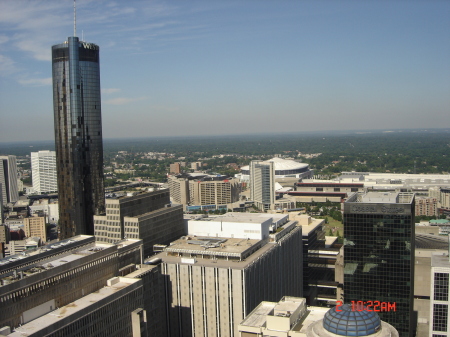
left=1, top=6, right=450, bottom=337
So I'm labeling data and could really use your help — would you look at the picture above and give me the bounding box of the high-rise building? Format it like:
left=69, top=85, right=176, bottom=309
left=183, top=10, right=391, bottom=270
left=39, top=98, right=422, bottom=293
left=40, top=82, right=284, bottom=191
left=94, top=190, right=184, bottom=257
left=430, top=253, right=450, bottom=336
left=343, top=192, right=415, bottom=337
left=250, top=160, right=275, bottom=211
left=155, top=214, right=303, bottom=337
left=0, top=155, right=19, bottom=205
left=52, top=36, right=105, bottom=239
left=31, top=150, right=57, bottom=194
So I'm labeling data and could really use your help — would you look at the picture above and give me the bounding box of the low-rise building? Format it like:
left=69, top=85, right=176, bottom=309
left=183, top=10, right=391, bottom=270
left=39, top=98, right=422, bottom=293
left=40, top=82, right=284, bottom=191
left=23, top=217, right=46, bottom=242
left=238, top=297, right=398, bottom=337
left=0, top=235, right=142, bottom=331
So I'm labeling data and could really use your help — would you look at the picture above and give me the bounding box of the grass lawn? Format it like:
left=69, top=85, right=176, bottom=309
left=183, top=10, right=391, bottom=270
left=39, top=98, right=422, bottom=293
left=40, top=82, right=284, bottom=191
left=315, top=216, right=344, bottom=236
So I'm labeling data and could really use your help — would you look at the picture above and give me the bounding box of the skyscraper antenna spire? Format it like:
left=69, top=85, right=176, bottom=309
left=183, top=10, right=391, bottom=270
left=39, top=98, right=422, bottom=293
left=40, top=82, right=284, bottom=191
left=74, top=0, right=77, bottom=37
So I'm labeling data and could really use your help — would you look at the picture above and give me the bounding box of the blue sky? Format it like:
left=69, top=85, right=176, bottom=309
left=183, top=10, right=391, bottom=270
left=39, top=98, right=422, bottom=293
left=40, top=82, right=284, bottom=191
left=0, top=0, right=449, bottom=142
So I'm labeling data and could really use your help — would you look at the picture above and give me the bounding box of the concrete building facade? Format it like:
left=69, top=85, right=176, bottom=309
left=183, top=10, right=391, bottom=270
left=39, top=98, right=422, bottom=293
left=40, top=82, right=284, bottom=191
left=0, top=156, right=19, bottom=205
left=0, top=235, right=143, bottom=332
left=168, top=175, right=241, bottom=208
left=416, top=197, right=438, bottom=217
left=430, top=253, right=450, bottom=337
left=31, top=151, right=57, bottom=194
left=155, top=216, right=303, bottom=337
left=124, top=204, right=185, bottom=258
left=250, top=161, right=275, bottom=211
left=95, top=190, right=184, bottom=258
left=23, top=217, right=46, bottom=242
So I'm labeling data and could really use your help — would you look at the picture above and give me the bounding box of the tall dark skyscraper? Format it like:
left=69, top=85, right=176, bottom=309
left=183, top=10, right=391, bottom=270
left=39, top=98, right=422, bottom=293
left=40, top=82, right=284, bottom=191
left=343, top=192, right=415, bottom=337
left=52, top=36, right=105, bottom=239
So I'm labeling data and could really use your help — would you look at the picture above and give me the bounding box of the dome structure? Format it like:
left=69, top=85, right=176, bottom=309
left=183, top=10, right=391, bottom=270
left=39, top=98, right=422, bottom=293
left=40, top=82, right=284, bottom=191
left=240, top=157, right=309, bottom=176
left=322, top=304, right=381, bottom=336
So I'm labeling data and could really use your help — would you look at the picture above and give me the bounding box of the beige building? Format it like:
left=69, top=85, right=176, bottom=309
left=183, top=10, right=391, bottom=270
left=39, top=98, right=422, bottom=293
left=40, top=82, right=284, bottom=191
left=238, top=296, right=398, bottom=337
left=416, top=197, right=438, bottom=216
left=94, top=189, right=172, bottom=243
left=170, top=162, right=181, bottom=174
left=95, top=190, right=184, bottom=258
left=189, top=178, right=241, bottom=206
left=0, top=225, right=9, bottom=244
left=24, top=217, right=46, bottom=242
left=168, top=176, right=190, bottom=205
left=168, top=175, right=241, bottom=208
left=154, top=216, right=303, bottom=337
left=191, top=161, right=202, bottom=170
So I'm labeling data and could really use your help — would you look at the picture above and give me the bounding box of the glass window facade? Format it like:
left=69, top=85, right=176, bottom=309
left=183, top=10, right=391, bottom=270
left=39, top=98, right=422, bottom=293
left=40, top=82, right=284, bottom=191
left=343, top=193, right=415, bottom=337
left=52, top=37, right=105, bottom=239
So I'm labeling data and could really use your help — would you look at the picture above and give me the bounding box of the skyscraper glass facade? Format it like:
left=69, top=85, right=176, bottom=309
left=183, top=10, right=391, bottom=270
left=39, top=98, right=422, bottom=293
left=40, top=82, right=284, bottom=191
left=52, top=37, right=105, bottom=239
left=343, top=192, right=415, bottom=337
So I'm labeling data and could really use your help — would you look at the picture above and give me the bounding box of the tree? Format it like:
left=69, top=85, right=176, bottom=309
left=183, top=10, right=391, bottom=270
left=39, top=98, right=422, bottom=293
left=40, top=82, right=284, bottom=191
left=328, top=229, right=333, bottom=236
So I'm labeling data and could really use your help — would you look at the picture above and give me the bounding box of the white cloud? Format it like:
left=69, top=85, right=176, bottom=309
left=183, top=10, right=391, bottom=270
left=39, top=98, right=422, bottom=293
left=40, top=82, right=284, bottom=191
left=102, top=88, right=120, bottom=94
left=18, top=77, right=52, bottom=86
left=104, top=97, right=146, bottom=105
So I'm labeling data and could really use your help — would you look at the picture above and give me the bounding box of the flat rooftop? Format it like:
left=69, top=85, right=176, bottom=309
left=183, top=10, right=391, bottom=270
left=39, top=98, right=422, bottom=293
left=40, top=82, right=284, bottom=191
left=0, top=238, right=140, bottom=287
left=239, top=297, right=329, bottom=334
left=165, top=236, right=262, bottom=258
left=347, top=191, right=414, bottom=204
left=0, top=235, right=92, bottom=269
left=432, top=253, right=450, bottom=269
left=8, top=278, right=140, bottom=336
left=190, top=212, right=287, bottom=224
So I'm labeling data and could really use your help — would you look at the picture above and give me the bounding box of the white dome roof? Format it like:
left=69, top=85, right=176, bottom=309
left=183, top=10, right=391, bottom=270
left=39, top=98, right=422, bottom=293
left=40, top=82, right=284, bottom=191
left=241, top=157, right=309, bottom=171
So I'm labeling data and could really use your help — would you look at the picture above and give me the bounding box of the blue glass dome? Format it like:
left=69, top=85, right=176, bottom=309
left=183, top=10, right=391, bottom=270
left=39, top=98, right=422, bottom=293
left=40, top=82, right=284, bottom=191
left=323, top=304, right=381, bottom=336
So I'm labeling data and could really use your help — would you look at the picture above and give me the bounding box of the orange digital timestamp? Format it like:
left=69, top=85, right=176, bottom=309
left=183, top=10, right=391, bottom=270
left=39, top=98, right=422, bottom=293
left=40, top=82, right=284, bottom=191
left=336, top=301, right=396, bottom=312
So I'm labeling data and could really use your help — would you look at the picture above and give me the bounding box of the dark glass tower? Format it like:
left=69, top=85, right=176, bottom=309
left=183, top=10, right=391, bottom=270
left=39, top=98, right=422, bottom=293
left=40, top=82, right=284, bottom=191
left=343, top=192, right=415, bottom=337
left=52, top=37, right=105, bottom=239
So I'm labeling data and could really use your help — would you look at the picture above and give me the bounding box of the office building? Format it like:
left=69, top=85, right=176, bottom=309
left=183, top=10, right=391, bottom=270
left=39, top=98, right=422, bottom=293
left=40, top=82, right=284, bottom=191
left=0, top=184, right=3, bottom=224
left=94, top=190, right=184, bottom=257
left=289, top=213, right=343, bottom=306
left=168, top=174, right=241, bottom=208
left=31, top=150, right=57, bottom=194
left=24, top=217, right=47, bottom=242
left=154, top=214, right=303, bottom=337
left=52, top=35, right=105, bottom=239
left=344, top=192, right=415, bottom=337
left=0, top=235, right=143, bottom=332
left=0, top=225, right=9, bottom=245
left=0, top=156, right=19, bottom=205
left=7, top=277, right=147, bottom=337
left=250, top=160, right=275, bottom=211
left=168, top=175, right=190, bottom=205
left=124, top=204, right=184, bottom=258
left=430, top=253, right=450, bottom=337
left=238, top=297, right=399, bottom=337
left=170, top=162, right=181, bottom=174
